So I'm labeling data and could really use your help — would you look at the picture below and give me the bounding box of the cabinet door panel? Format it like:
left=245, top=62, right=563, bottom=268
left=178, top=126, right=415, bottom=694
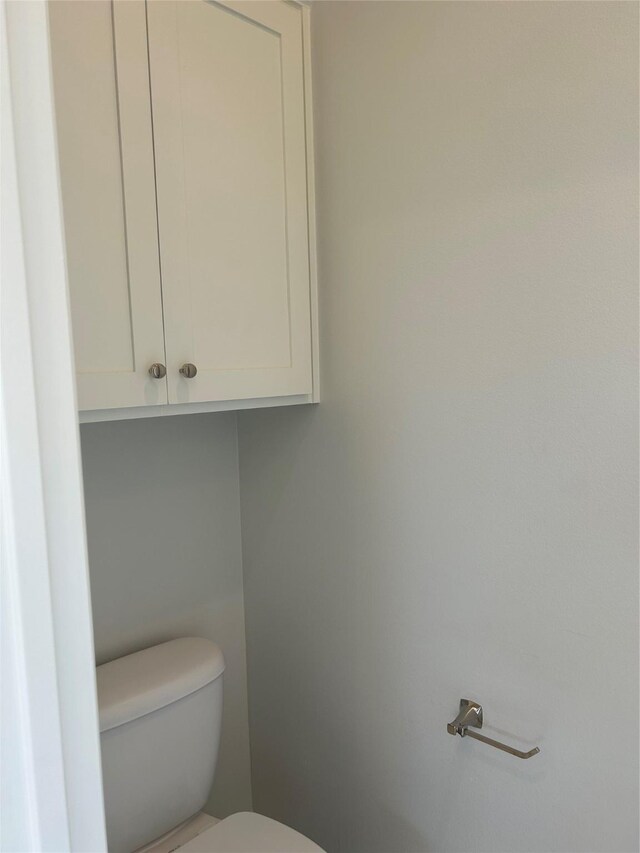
left=147, top=0, right=312, bottom=404
left=49, top=1, right=167, bottom=411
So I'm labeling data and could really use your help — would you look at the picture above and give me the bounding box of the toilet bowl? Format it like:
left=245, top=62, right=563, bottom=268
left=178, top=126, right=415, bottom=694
left=97, top=638, right=322, bottom=853
left=148, top=812, right=322, bottom=853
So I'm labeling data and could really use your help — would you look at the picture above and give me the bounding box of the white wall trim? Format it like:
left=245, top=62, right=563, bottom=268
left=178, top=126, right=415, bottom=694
left=1, top=2, right=107, bottom=850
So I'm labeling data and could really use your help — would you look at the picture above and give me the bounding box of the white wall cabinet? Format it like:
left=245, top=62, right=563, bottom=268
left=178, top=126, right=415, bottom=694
left=49, top=0, right=317, bottom=420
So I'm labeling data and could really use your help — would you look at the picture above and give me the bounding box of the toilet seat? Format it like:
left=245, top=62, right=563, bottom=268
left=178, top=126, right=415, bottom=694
left=178, top=812, right=324, bottom=853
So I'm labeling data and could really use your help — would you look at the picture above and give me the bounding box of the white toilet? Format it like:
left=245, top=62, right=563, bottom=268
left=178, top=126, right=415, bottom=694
left=96, top=638, right=322, bottom=853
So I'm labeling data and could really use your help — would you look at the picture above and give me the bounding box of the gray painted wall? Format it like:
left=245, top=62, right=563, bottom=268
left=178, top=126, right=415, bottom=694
left=238, top=3, right=639, bottom=852
left=80, top=413, right=252, bottom=819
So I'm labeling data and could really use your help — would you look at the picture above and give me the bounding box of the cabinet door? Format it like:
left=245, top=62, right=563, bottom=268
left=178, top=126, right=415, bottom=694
left=147, top=0, right=313, bottom=404
left=49, top=1, right=167, bottom=411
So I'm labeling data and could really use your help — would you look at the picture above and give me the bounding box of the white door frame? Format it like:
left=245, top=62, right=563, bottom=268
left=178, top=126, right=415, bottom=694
left=1, top=2, right=107, bottom=850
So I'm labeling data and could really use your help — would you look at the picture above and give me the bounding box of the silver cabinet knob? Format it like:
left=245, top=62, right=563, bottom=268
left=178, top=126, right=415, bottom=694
left=148, top=363, right=167, bottom=379
left=179, top=363, right=198, bottom=379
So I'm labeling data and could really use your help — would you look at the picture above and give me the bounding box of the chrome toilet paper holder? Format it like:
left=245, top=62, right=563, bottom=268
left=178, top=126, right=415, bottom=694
left=447, top=699, right=540, bottom=759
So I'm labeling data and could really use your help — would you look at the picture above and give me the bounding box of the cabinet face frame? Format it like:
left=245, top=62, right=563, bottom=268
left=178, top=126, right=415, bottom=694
left=50, top=0, right=168, bottom=412
left=147, top=0, right=316, bottom=405
left=301, top=1, right=320, bottom=405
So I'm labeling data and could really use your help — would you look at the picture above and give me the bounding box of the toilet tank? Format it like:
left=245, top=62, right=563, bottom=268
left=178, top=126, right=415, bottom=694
left=97, top=638, right=225, bottom=853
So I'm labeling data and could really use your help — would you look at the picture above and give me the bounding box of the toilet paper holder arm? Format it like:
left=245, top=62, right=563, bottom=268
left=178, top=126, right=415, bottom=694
left=447, top=699, right=540, bottom=759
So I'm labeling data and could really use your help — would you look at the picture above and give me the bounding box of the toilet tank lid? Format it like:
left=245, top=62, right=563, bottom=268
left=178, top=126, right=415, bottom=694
left=96, top=638, right=225, bottom=733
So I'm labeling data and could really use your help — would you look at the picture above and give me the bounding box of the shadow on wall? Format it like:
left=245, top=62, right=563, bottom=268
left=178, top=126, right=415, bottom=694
left=79, top=412, right=252, bottom=820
